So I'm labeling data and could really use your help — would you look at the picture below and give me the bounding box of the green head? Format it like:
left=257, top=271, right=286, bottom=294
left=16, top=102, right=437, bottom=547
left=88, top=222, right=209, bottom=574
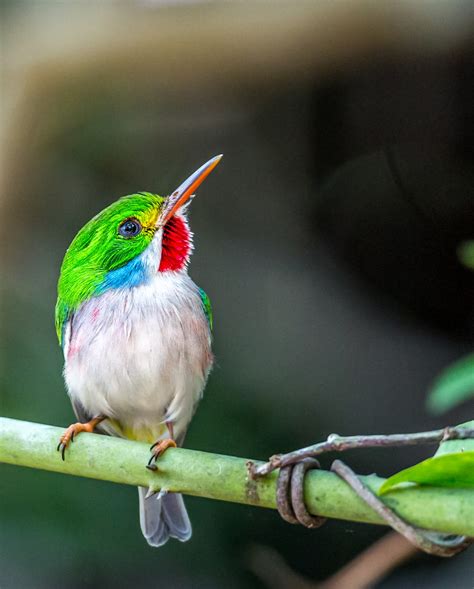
left=55, top=155, right=222, bottom=344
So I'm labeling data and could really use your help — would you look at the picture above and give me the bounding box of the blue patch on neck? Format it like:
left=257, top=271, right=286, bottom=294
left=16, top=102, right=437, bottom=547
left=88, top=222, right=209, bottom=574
left=98, top=255, right=149, bottom=293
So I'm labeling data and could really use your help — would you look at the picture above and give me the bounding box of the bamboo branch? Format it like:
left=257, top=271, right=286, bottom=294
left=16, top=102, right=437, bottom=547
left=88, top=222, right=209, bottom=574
left=1, top=417, right=474, bottom=537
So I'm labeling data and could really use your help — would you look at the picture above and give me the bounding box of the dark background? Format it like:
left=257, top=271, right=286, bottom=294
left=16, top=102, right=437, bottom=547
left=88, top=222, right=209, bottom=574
left=1, top=2, right=473, bottom=588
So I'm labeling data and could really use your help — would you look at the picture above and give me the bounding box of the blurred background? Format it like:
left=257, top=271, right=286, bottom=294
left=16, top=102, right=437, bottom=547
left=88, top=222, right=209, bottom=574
left=1, top=1, right=473, bottom=588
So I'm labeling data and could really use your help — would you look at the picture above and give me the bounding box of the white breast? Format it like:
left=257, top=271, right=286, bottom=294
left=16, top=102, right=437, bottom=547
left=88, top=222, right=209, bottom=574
left=63, top=271, right=213, bottom=442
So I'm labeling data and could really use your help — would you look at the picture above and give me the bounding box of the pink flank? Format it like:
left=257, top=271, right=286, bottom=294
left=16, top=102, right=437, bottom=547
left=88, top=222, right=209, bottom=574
left=67, top=342, right=79, bottom=360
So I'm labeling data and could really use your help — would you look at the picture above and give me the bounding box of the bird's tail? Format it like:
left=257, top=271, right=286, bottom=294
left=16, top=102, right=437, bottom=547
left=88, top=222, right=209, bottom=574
left=138, top=487, right=192, bottom=547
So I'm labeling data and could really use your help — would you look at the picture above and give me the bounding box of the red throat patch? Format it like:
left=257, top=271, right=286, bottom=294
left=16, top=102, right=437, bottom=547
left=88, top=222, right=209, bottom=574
left=159, top=215, right=191, bottom=272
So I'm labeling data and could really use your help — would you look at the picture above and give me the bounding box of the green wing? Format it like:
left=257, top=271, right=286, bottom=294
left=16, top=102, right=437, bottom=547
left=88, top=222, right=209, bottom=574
left=199, top=288, right=213, bottom=332
left=55, top=297, right=70, bottom=347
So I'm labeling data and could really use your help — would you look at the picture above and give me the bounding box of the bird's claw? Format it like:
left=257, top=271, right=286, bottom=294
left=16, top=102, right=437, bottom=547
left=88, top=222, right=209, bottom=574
left=56, top=419, right=101, bottom=461
left=147, top=454, right=158, bottom=471
left=56, top=425, right=78, bottom=460
left=57, top=442, right=67, bottom=461
left=146, top=438, right=177, bottom=471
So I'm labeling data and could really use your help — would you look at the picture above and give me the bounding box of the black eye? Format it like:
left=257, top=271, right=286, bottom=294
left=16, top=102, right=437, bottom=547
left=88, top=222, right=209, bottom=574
left=118, top=218, right=142, bottom=238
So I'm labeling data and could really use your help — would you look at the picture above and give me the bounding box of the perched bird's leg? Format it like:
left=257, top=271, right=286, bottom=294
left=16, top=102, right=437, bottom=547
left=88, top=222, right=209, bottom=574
left=147, top=421, right=177, bottom=471
left=57, top=416, right=105, bottom=461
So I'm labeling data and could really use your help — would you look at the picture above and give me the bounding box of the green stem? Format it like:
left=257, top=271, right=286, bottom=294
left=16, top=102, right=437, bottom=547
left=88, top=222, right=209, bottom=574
left=1, top=417, right=473, bottom=537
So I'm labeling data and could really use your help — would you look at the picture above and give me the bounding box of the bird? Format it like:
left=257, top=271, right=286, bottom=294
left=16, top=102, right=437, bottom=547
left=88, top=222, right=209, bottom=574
left=55, top=155, right=221, bottom=547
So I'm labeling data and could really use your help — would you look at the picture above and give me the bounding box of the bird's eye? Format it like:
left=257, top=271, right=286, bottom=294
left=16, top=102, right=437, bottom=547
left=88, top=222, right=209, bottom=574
left=118, top=218, right=142, bottom=238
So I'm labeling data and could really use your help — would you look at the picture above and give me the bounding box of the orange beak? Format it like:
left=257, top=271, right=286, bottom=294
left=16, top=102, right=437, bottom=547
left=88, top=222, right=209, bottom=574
left=158, top=154, right=223, bottom=228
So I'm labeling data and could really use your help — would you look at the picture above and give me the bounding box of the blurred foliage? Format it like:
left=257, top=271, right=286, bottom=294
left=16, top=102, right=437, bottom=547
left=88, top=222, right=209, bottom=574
left=427, top=354, right=474, bottom=415
left=426, top=239, right=474, bottom=416
left=457, top=240, right=474, bottom=270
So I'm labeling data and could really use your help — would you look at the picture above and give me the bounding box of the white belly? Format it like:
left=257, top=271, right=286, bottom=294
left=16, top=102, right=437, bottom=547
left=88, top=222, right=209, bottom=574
left=63, top=271, right=213, bottom=443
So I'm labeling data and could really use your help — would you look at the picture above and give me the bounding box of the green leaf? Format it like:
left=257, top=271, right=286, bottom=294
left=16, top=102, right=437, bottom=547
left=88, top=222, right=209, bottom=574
left=457, top=240, right=474, bottom=269
left=379, top=451, right=474, bottom=495
left=426, top=353, right=474, bottom=414
left=434, top=420, right=474, bottom=456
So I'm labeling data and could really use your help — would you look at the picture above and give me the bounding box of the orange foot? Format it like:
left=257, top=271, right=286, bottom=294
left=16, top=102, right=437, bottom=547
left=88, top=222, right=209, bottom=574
left=57, top=416, right=104, bottom=461
left=146, top=439, right=177, bottom=471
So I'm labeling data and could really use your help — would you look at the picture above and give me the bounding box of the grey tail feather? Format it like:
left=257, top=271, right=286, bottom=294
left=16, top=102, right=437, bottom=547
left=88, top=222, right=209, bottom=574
left=138, top=487, right=192, bottom=548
